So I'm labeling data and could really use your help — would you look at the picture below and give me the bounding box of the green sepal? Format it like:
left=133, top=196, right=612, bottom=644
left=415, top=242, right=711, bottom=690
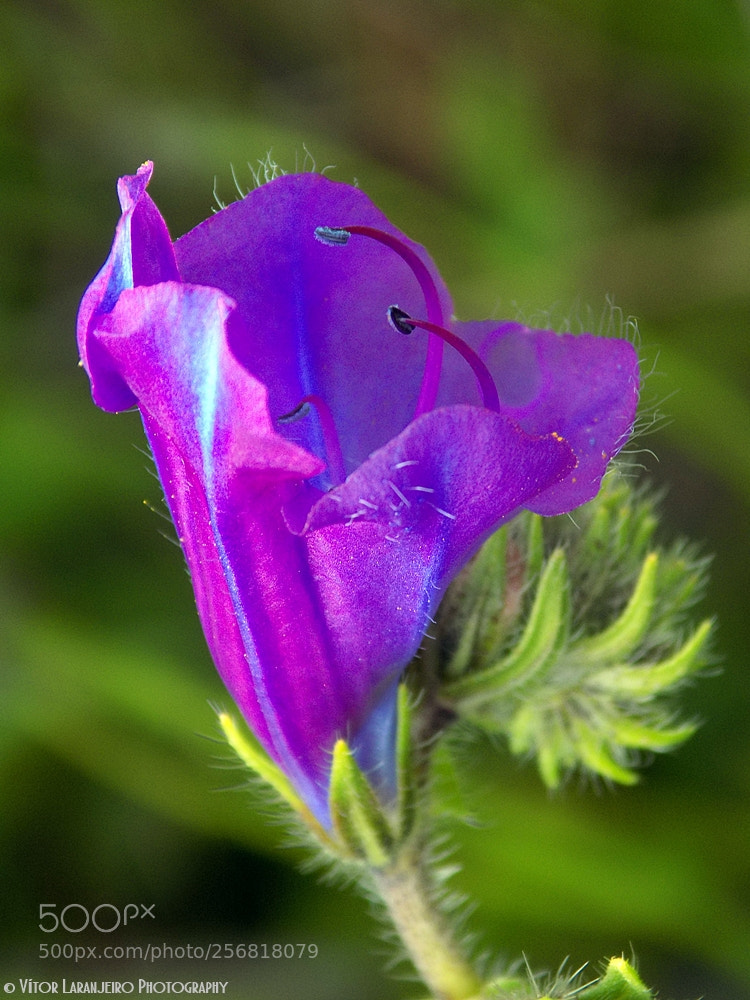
left=446, top=547, right=570, bottom=709
left=569, top=720, right=640, bottom=786
left=575, top=553, right=659, bottom=664
left=482, top=973, right=528, bottom=997
left=604, top=713, right=697, bottom=751
left=488, top=547, right=570, bottom=689
left=524, top=506, right=545, bottom=584
left=591, top=618, right=712, bottom=698
left=442, top=513, right=546, bottom=681
left=443, top=527, right=510, bottom=678
left=217, top=712, right=332, bottom=843
left=572, top=957, right=653, bottom=1000
left=482, top=957, right=655, bottom=1000
left=438, top=474, right=713, bottom=789
left=395, top=684, right=418, bottom=841
left=507, top=700, right=561, bottom=785
left=329, top=739, right=395, bottom=866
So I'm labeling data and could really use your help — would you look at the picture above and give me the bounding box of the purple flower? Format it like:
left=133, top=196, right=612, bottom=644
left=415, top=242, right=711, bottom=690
left=77, top=161, right=639, bottom=825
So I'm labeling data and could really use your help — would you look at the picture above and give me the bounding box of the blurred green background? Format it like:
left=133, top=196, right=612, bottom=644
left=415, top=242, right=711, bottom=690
left=2, top=1, right=749, bottom=997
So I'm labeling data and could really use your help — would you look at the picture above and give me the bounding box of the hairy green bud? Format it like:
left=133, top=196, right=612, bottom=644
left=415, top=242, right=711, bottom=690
left=439, top=475, right=713, bottom=787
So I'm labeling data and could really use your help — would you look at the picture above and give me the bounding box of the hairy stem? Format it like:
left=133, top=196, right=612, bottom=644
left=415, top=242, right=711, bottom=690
left=371, top=848, right=482, bottom=1000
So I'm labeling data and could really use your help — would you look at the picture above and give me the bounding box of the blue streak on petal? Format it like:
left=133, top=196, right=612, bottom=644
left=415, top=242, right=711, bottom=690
left=207, top=506, right=330, bottom=822
left=191, top=302, right=329, bottom=822
left=195, top=330, right=221, bottom=465
left=100, top=216, right=134, bottom=312
left=289, top=250, right=331, bottom=488
left=350, top=679, right=399, bottom=802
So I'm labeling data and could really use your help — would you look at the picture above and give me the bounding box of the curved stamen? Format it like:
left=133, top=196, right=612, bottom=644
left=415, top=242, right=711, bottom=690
left=277, top=400, right=312, bottom=422
left=278, top=393, right=346, bottom=486
left=315, top=224, right=445, bottom=417
left=387, top=307, right=500, bottom=413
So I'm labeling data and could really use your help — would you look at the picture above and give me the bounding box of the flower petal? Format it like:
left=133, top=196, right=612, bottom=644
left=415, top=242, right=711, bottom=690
left=93, top=282, right=322, bottom=485
left=143, top=406, right=342, bottom=821
left=78, top=163, right=640, bottom=827
left=77, top=162, right=180, bottom=411
left=443, top=322, right=639, bottom=513
left=89, top=279, right=369, bottom=821
left=90, top=282, right=576, bottom=822
left=174, top=174, right=453, bottom=482
left=301, top=406, right=577, bottom=779
left=307, top=405, right=576, bottom=590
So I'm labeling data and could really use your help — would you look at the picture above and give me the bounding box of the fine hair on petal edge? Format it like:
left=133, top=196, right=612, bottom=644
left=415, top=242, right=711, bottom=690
left=484, top=296, right=658, bottom=477
left=492, top=295, right=641, bottom=346
left=507, top=296, right=671, bottom=480
left=213, top=145, right=338, bottom=210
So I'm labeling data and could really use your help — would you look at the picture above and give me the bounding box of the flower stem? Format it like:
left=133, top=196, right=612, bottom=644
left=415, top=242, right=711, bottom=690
left=371, top=848, right=482, bottom=1000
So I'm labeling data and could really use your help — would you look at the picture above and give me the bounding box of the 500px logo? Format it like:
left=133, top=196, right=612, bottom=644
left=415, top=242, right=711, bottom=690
left=39, top=905, right=155, bottom=934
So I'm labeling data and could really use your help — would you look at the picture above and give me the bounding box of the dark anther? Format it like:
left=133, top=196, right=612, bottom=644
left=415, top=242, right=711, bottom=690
left=387, top=305, right=416, bottom=335
left=277, top=401, right=312, bottom=424
left=314, top=226, right=351, bottom=246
